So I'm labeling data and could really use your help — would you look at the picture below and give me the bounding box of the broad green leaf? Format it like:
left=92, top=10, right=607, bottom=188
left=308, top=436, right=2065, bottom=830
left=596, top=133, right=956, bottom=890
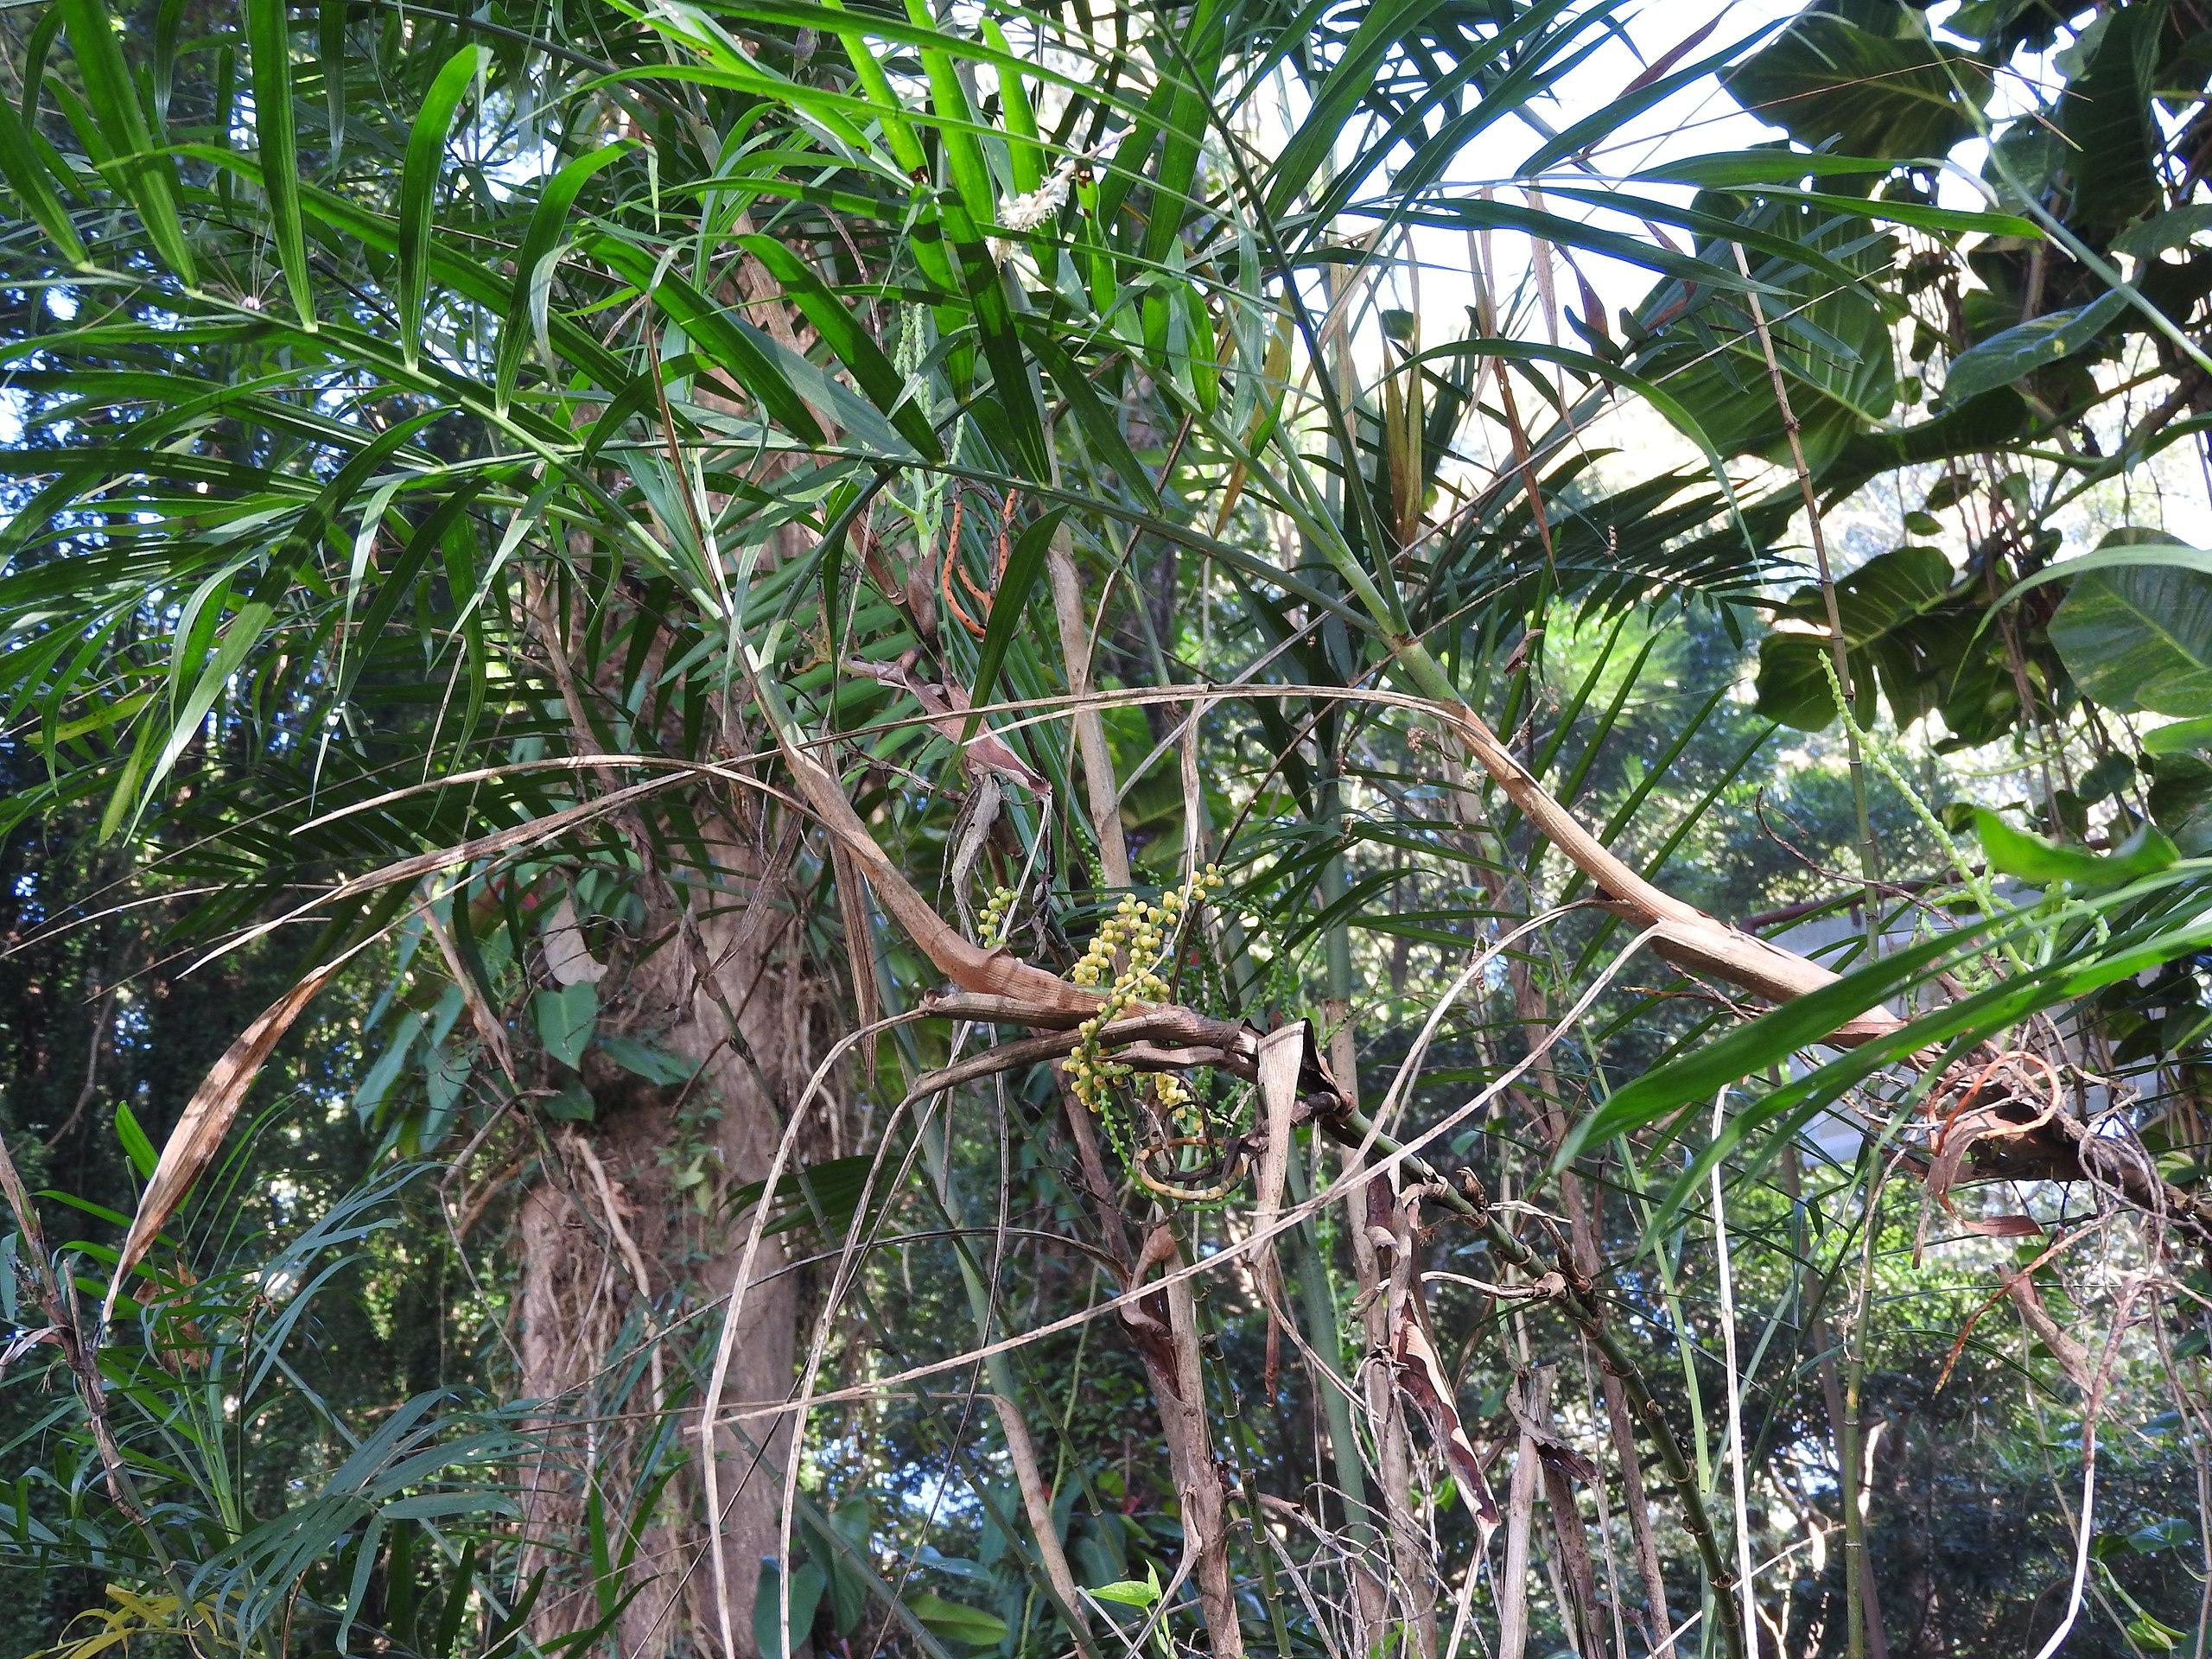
left=2145, top=715, right=2212, bottom=755
left=1090, top=1565, right=1162, bottom=1608
left=2050, top=561, right=2212, bottom=717
left=754, top=1560, right=827, bottom=1659
left=1823, top=385, right=2031, bottom=499
left=1990, top=537, right=2212, bottom=611
left=2126, top=1516, right=2196, bottom=1554
left=727, top=1154, right=905, bottom=1240
left=1941, top=289, right=2128, bottom=408
left=541, top=1079, right=596, bottom=1122
left=1754, top=545, right=1954, bottom=730
left=1626, top=198, right=1899, bottom=474
left=2113, top=204, right=2212, bottom=262
left=2056, top=0, right=2167, bottom=232
left=1974, top=810, right=2177, bottom=888
left=906, top=1593, right=1008, bottom=1649
left=596, top=1034, right=696, bottom=1087
left=424, top=1040, right=474, bottom=1132
left=2077, top=750, right=2136, bottom=804
left=1827, top=546, right=1955, bottom=646
left=1091, top=1584, right=1155, bottom=1608
left=533, top=982, right=598, bottom=1071
left=1724, top=12, right=1992, bottom=159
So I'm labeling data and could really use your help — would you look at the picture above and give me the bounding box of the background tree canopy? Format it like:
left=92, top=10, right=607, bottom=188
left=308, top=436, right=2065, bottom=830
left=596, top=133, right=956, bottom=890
left=6, top=0, right=2212, bottom=1656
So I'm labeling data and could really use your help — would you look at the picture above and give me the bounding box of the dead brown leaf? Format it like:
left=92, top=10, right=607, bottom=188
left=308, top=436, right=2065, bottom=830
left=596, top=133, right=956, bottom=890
left=1392, top=1312, right=1500, bottom=1537
left=104, top=959, right=343, bottom=1322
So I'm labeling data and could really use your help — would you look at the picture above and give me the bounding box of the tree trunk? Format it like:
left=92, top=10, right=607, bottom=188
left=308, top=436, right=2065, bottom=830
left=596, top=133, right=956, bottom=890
left=516, top=857, right=816, bottom=1658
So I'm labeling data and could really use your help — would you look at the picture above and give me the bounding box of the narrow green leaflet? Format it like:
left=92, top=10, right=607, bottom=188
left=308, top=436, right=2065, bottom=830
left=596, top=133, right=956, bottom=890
left=1026, top=331, right=1160, bottom=509
left=0, top=94, right=87, bottom=264
left=115, top=1102, right=159, bottom=1179
left=591, top=236, right=827, bottom=445
left=1643, top=893, right=2212, bottom=1243
left=399, top=47, right=490, bottom=370
left=136, top=412, right=439, bottom=820
left=966, top=506, right=1067, bottom=726
left=1635, top=149, right=1929, bottom=187
left=1268, top=0, right=1479, bottom=214
left=320, top=0, right=346, bottom=162
left=56, top=0, right=195, bottom=279
left=737, top=232, right=940, bottom=457
left=1556, top=918, right=2005, bottom=1166
left=1514, top=26, right=1756, bottom=175
left=247, top=0, right=313, bottom=323
left=495, top=142, right=634, bottom=410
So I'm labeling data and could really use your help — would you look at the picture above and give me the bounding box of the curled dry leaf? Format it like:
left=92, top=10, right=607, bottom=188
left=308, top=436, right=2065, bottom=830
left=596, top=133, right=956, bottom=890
left=843, top=653, right=1048, bottom=794
left=830, top=842, right=882, bottom=1077
left=104, top=960, right=343, bottom=1323
left=1391, top=1313, right=1500, bottom=1537
left=0, top=1326, right=62, bottom=1373
left=1960, top=1213, right=2045, bottom=1238
left=2001, top=1268, right=2096, bottom=1393
left=1505, top=1389, right=1602, bottom=1485
left=543, top=894, right=608, bottom=987
left=423, top=899, right=518, bottom=1085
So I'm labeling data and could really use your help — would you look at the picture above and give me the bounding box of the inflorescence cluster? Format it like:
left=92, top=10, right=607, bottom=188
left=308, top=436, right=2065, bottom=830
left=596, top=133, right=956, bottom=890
left=1064, top=866, right=1223, bottom=1118
left=976, top=883, right=1018, bottom=946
